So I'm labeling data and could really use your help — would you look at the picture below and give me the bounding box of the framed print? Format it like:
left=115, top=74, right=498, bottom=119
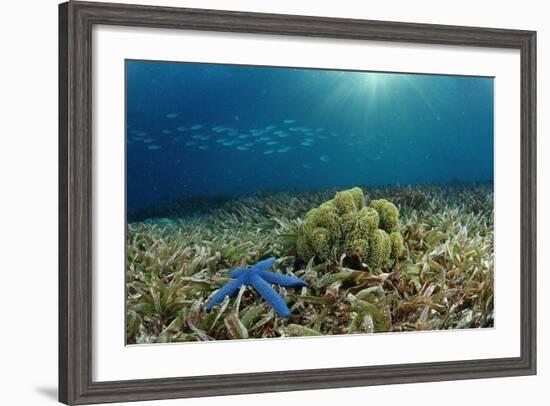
left=59, top=1, right=536, bottom=404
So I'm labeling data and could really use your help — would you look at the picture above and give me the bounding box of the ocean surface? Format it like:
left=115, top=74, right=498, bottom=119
left=126, top=60, right=494, bottom=215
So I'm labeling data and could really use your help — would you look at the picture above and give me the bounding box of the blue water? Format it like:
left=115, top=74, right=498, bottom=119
left=126, top=60, right=493, bottom=213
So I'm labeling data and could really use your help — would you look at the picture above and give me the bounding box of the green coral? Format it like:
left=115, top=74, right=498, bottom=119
left=369, top=199, right=400, bottom=233
left=368, top=229, right=392, bottom=269
left=296, top=188, right=403, bottom=270
left=353, top=207, right=379, bottom=238
left=349, top=187, right=366, bottom=210
left=333, top=190, right=357, bottom=215
left=310, top=227, right=330, bottom=257
left=389, top=231, right=404, bottom=261
left=345, top=238, right=369, bottom=260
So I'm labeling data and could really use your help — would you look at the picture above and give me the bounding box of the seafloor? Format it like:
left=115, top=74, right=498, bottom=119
left=126, top=183, right=494, bottom=344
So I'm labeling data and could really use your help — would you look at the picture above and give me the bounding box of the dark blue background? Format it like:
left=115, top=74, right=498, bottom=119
left=126, top=61, right=494, bottom=212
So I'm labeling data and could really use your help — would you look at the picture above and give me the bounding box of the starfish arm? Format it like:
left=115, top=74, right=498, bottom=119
left=229, top=268, right=247, bottom=278
left=259, top=271, right=307, bottom=287
left=250, top=274, right=291, bottom=318
left=206, top=277, right=244, bottom=311
left=252, top=257, right=277, bottom=273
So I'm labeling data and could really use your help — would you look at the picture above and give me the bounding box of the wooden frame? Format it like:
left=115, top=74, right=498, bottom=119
left=59, top=1, right=537, bottom=404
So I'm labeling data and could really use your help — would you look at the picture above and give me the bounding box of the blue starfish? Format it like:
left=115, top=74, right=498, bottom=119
left=206, top=257, right=307, bottom=318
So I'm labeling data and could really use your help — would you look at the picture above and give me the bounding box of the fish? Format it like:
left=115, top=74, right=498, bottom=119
left=143, top=138, right=154, bottom=143
left=191, top=124, right=203, bottom=130
left=185, top=141, right=197, bottom=146
left=198, top=145, right=209, bottom=150
left=277, top=146, right=291, bottom=153
left=237, top=146, right=250, bottom=151
left=177, top=126, right=186, bottom=132
left=266, top=141, right=278, bottom=145
left=263, top=149, right=274, bottom=155
left=300, top=142, right=313, bottom=147
left=259, top=136, right=271, bottom=141
left=319, top=155, right=331, bottom=162
left=165, top=113, right=179, bottom=119
left=147, top=145, right=162, bottom=150
left=162, top=130, right=173, bottom=135
left=302, top=163, right=312, bottom=170
left=283, top=119, right=296, bottom=124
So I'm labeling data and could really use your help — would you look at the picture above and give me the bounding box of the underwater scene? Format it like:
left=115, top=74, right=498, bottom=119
left=126, top=60, right=494, bottom=344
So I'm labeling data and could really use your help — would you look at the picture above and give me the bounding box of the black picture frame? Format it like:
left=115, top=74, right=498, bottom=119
left=59, top=1, right=537, bottom=404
